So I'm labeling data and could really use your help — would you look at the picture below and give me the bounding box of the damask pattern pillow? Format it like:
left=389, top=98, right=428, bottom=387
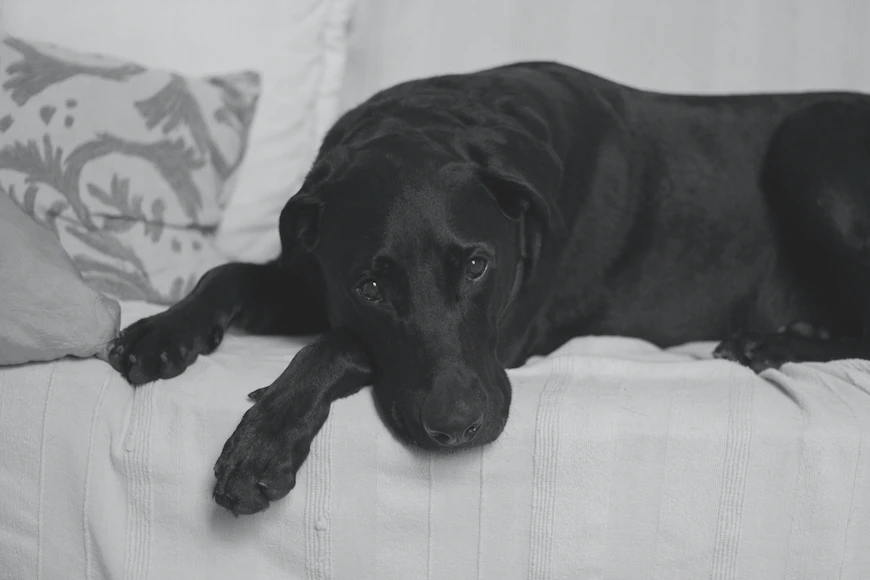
left=0, top=35, right=260, bottom=304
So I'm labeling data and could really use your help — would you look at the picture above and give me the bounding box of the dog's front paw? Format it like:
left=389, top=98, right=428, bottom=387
left=108, top=310, right=225, bottom=385
left=212, top=401, right=315, bottom=516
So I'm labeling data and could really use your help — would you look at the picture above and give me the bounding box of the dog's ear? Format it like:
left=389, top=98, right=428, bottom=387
left=279, top=193, right=323, bottom=253
left=278, top=147, right=351, bottom=255
left=462, top=127, right=567, bottom=237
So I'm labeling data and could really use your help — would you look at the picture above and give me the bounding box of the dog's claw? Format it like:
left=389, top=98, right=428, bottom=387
left=110, top=309, right=224, bottom=385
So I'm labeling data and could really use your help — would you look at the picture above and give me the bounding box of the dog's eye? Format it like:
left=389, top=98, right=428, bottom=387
left=465, top=257, right=488, bottom=280
left=357, top=279, right=383, bottom=302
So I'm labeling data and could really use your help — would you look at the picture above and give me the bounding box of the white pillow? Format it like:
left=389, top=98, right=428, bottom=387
left=1, top=0, right=357, bottom=263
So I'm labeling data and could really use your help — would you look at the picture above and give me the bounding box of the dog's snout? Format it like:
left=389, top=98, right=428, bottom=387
left=421, top=386, right=484, bottom=447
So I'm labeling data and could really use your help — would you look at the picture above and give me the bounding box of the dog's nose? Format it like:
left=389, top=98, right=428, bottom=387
left=421, top=399, right=484, bottom=447
left=423, top=414, right=484, bottom=446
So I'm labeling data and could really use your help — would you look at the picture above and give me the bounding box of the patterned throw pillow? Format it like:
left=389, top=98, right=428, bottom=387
left=0, top=35, right=260, bottom=304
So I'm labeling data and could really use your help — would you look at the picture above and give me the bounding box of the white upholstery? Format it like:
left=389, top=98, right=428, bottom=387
left=2, top=302, right=870, bottom=579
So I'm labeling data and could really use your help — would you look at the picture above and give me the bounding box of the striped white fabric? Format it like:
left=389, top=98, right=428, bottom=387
left=2, top=301, right=870, bottom=579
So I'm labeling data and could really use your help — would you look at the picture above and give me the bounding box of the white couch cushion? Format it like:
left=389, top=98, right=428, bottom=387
left=2, top=301, right=870, bottom=578
left=2, top=0, right=357, bottom=263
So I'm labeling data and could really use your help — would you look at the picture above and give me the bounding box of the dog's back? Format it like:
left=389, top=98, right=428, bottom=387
left=332, top=62, right=870, bottom=354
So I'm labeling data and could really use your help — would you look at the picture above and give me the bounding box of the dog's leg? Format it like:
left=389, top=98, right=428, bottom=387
left=714, top=101, right=870, bottom=371
left=213, top=329, right=372, bottom=515
left=110, top=261, right=328, bottom=385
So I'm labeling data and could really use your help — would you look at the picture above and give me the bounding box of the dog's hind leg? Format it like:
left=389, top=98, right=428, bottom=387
left=714, top=99, right=870, bottom=371
left=109, top=259, right=329, bottom=385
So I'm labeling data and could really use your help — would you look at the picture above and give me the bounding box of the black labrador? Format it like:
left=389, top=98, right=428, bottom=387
left=109, top=62, right=870, bottom=515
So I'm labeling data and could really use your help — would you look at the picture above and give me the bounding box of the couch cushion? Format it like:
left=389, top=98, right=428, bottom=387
left=2, top=310, right=870, bottom=577
left=2, top=0, right=359, bottom=263
left=0, top=189, right=120, bottom=364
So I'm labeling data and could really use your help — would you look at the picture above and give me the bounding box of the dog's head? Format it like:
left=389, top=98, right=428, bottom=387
left=280, top=121, right=565, bottom=450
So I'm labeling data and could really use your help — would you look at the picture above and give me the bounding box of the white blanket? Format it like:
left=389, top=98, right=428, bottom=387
left=2, top=301, right=870, bottom=579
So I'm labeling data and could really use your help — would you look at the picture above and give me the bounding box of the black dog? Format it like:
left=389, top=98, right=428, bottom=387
left=109, top=62, right=870, bottom=515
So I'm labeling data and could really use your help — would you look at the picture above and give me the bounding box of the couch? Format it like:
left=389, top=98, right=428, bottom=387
left=2, top=1, right=870, bottom=578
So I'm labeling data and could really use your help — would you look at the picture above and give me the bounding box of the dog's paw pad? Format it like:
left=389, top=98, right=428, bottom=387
left=256, top=469, right=296, bottom=501
left=108, top=341, right=125, bottom=361
left=110, top=311, right=219, bottom=385
left=213, top=456, right=297, bottom=514
left=212, top=406, right=305, bottom=515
